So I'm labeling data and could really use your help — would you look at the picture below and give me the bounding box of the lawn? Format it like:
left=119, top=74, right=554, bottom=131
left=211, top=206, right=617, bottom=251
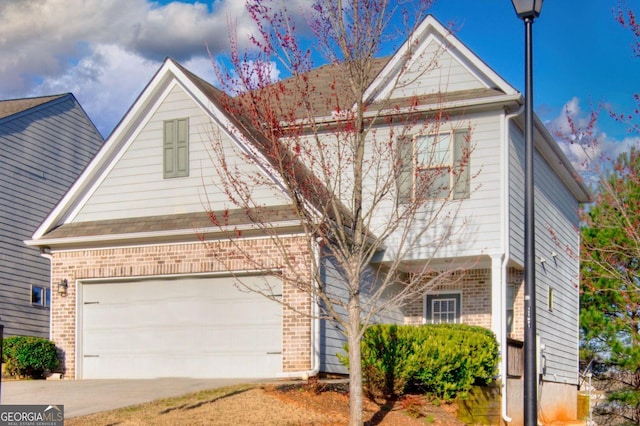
left=65, top=381, right=463, bottom=425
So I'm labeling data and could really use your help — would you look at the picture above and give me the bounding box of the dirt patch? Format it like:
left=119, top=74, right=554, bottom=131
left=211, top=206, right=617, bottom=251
left=65, top=381, right=464, bottom=425
left=268, top=381, right=464, bottom=425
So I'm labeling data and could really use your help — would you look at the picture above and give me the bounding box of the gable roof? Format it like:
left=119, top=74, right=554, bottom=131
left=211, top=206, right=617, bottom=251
left=30, top=56, right=353, bottom=245
left=0, top=94, right=68, bottom=121
left=364, top=15, right=518, bottom=103
left=29, top=14, right=589, bottom=247
left=263, top=15, right=519, bottom=124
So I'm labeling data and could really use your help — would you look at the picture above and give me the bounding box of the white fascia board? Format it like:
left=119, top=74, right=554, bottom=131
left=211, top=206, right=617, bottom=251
left=25, top=220, right=304, bottom=248
left=64, top=80, right=178, bottom=225
left=169, top=62, right=329, bottom=221
left=533, top=115, right=591, bottom=203
left=294, top=92, right=522, bottom=127
left=169, top=62, right=294, bottom=202
left=32, top=60, right=178, bottom=240
left=363, top=15, right=517, bottom=105
left=369, top=93, right=522, bottom=118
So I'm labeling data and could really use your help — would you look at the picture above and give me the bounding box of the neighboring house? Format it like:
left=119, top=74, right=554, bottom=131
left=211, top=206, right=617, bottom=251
left=0, top=93, right=103, bottom=338
left=27, top=16, right=589, bottom=424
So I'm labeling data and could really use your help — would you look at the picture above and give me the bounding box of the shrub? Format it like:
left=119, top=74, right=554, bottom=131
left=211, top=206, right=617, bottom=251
left=407, top=324, right=499, bottom=400
left=361, top=324, right=414, bottom=398
left=341, top=324, right=499, bottom=400
left=2, top=336, right=60, bottom=379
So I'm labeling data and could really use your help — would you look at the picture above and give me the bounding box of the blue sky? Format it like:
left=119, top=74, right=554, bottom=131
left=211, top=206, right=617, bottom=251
left=1, top=0, right=637, bottom=165
left=429, top=1, right=639, bottom=142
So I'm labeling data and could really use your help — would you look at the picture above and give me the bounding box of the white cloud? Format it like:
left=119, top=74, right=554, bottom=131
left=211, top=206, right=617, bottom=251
left=0, top=0, right=264, bottom=134
left=29, top=44, right=161, bottom=137
left=547, top=97, right=639, bottom=184
left=0, top=0, right=316, bottom=135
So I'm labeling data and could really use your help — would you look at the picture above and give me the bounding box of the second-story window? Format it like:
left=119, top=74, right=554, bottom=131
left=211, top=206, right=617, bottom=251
left=163, top=118, right=189, bottom=178
left=396, top=129, right=470, bottom=204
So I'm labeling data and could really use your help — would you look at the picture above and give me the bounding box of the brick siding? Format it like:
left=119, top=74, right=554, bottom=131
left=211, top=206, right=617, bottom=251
left=50, top=237, right=312, bottom=379
left=508, top=267, right=524, bottom=340
left=403, top=268, right=492, bottom=330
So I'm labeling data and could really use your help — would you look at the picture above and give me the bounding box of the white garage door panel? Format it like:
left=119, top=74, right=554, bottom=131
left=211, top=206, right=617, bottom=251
left=81, top=276, right=283, bottom=379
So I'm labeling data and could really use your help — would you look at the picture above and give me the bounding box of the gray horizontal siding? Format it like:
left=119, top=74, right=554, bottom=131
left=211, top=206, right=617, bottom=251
left=533, top=151, right=580, bottom=385
left=319, top=255, right=349, bottom=374
left=508, top=120, right=581, bottom=385
left=0, top=94, right=103, bottom=337
left=509, top=122, right=525, bottom=264
left=319, top=254, right=404, bottom=375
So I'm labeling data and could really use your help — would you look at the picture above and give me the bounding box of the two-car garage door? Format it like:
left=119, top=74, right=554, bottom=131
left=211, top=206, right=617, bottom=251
left=79, top=275, right=283, bottom=379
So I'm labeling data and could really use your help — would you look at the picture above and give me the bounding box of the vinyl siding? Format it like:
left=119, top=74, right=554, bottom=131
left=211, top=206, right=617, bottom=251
left=533, top=153, right=581, bottom=385
left=0, top=95, right=103, bottom=337
left=377, top=112, right=505, bottom=260
left=391, top=40, right=486, bottom=100
left=319, top=254, right=349, bottom=374
left=509, top=122, right=525, bottom=264
left=508, top=120, right=580, bottom=385
left=74, top=83, right=288, bottom=222
left=319, top=253, right=403, bottom=374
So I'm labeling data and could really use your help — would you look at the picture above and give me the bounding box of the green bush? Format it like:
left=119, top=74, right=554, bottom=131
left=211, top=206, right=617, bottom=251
left=407, top=324, right=499, bottom=400
left=2, top=336, right=60, bottom=379
left=360, top=324, right=414, bottom=398
left=341, top=324, right=499, bottom=400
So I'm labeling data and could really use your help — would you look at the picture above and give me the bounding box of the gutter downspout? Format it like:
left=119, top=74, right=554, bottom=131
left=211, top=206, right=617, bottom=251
left=501, top=104, right=524, bottom=424
left=277, top=239, right=321, bottom=379
left=39, top=248, right=54, bottom=341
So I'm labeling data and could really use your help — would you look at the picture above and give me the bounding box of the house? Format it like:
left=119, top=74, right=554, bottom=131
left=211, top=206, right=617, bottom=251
left=0, top=93, right=103, bottom=338
left=26, top=15, right=589, bottom=424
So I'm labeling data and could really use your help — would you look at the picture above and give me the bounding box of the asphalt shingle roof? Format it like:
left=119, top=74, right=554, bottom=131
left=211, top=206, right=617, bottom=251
left=0, top=94, right=67, bottom=120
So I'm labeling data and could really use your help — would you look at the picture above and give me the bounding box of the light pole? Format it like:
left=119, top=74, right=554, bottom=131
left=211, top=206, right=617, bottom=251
left=511, top=0, right=543, bottom=425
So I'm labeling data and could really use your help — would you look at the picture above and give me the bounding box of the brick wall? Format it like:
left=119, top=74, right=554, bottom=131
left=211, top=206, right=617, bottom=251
left=508, top=267, right=524, bottom=340
left=403, top=268, right=492, bottom=330
left=50, top=237, right=312, bottom=379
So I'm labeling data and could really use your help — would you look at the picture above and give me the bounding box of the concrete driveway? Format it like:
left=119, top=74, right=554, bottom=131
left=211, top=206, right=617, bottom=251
left=0, top=378, right=258, bottom=418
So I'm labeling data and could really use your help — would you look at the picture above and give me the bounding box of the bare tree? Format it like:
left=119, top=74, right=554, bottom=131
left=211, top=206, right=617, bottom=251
left=202, top=1, right=476, bottom=424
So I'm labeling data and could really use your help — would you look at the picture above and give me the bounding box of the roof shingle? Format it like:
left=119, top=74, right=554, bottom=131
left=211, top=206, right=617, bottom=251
left=0, top=94, right=67, bottom=120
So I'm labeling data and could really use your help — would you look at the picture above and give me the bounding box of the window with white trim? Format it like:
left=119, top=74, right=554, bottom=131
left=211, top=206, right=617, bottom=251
left=396, top=129, right=470, bottom=204
left=424, top=293, right=461, bottom=324
left=31, top=285, right=51, bottom=308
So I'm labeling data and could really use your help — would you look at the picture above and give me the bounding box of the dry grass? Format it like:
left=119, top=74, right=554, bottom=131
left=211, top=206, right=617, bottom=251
left=65, top=382, right=463, bottom=426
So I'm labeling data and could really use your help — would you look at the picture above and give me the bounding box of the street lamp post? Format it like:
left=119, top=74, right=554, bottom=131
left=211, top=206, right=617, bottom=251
left=511, top=1, right=543, bottom=425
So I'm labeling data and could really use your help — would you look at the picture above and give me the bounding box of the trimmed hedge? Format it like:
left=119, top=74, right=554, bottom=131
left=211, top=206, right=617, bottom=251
left=2, top=336, right=60, bottom=379
left=341, top=324, right=499, bottom=400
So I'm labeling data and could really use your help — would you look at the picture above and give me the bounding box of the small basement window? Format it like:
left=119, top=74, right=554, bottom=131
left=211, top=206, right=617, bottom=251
left=31, top=285, right=51, bottom=308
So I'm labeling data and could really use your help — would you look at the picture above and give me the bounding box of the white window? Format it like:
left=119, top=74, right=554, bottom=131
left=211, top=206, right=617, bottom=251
left=396, top=129, right=470, bottom=204
left=31, top=285, right=51, bottom=308
left=415, top=132, right=454, bottom=199
left=424, top=293, right=461, bottom=324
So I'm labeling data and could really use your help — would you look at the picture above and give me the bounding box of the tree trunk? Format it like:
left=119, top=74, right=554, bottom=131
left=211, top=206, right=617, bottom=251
left=348, top=296, right=364, bottom=426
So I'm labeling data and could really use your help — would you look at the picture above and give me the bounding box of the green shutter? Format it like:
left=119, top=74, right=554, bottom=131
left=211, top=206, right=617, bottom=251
left=453, top=130, right=470, bottom=199
left=163, top=118, right=189, bottom=178
left=164, top=120, right=176, bottom=178
left=176, top=119, right=189, bottom=177
left=396, top=135, right=413, bottom=204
